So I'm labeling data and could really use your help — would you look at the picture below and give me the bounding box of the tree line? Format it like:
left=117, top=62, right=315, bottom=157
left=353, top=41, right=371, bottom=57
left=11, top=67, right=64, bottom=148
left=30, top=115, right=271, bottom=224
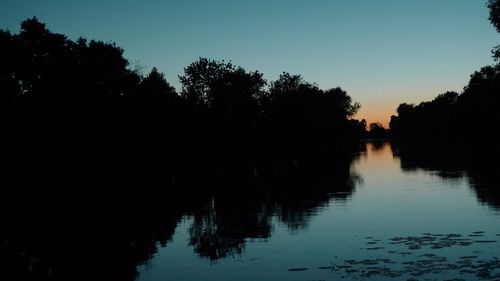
left=0, top=18, right=369, bottom=280
left=390, top=0, right=500, bottom=139
left=2, top=18, right=368, bottom=191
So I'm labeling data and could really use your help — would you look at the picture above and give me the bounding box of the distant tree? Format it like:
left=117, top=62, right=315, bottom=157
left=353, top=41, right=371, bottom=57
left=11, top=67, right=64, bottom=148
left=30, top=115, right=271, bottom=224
left=391, top=75, right=498, bottom=138
left=178, top=58, right=235, bottom=106
left=389, top=115, right=398, bottom=131
left=393, top=92, right=459, bottom=137
left=367, top=122, right=388, bottom=138
left=492, top=45, right=500, bottom=61
left=359, top=119, right=367, bottom=130
left=459, top=64, right=500, bottom=134
left=0, top=30, right=20, bottom=103
left=263, top=72, right=361, bottom=147
left=179, top=58, right=266, bottom=127
left=369, top=122, right=384, bottom=132
left=324, top=87, right=361, bottom=118
left=3, top=17, right=140, bottom=103
left=264, top=73, right=320, bottom=143
left=74, top=39, right=140, bottom=101
left=136, top=67, right=176, bottom=98
left=396, top=103, right=416, bottom=115
left=488, top=0, right=500, bottom=61
left=266, top=73, right=360, bottom=118
left=209, top=66, right=266, bottom=124
left=268, top=72, right=305, bottom=97
left=131, top=67, right=179, bottom=124
left=432, top=91, right=458, bottom=106
left=349, top=118, right=367, bottom=137
left=394, top=103, right=416, bottom=136
left=488, top=0, right=500, bottom=32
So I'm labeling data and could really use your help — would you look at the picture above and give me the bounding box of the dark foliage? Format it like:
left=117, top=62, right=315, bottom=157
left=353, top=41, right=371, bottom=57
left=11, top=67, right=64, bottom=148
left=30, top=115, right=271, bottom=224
left=366, top=122, right=389, bottom=139
left=2, top=17, right=364, bottom=190
left=390, top=91, right=461, bottom=137
left=390, top=64, right=500, bottom=138
left=2, top=18, right=365, bottom=280
left=488, top=0, right=500, bottom=32
left=260, top=73, right=363, bottom=153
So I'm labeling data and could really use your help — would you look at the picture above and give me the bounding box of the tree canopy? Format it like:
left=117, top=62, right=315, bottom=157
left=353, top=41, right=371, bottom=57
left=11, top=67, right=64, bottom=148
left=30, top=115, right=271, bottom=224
left=488, top=0, right=500, bottom=32
left=3, top=18, right=366, bottom=190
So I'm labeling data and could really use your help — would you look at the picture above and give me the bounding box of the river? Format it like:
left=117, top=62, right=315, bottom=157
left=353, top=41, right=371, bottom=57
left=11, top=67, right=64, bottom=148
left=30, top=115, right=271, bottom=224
left=136, top=142, right=500, bottom=280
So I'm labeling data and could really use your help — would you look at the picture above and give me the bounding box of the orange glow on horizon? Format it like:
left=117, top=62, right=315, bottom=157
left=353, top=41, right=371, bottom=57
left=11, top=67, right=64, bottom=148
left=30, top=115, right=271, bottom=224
left=354, top=104, right=396, bottom=129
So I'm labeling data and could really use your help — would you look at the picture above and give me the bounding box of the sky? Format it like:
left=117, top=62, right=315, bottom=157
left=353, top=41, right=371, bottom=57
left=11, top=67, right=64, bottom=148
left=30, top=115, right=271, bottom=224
left=1, top=0, right=498, bottom=126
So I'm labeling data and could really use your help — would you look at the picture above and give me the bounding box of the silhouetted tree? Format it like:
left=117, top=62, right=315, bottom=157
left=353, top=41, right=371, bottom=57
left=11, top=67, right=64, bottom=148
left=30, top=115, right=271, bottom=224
left=389, top=115, right=398, bottom=131
left=136, top=67, right=176, bottom=98
left=368, top=122, right=382, bottom=134
left=0, top=30, right=19, bottom=104
left=366, top=122, right=389, bottom=138
left=179, top=58, right=265, bottom=123
left=488, top=0, right=500, bottom=62
left=488, top=0, right=500, bottom=32
left=179, top=58, right=235, bottom=106
left=349, top=118, right=367, bottom=137
left=492, top=45, right=500, bottom=61
left=369, top=122, right=383, bottom=132
left=262, top=72, right=362, bottom=153
left=459, top=64, right=500, bottom=136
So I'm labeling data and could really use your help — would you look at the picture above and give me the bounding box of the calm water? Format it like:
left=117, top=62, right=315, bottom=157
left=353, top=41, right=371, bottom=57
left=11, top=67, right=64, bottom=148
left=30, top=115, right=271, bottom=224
left=136, top=142, right=500, bottom=280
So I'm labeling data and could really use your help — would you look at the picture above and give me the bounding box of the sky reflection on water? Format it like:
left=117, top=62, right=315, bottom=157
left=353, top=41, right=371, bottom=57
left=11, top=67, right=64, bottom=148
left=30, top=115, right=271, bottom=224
left=137, top=142, right=500, bottom=281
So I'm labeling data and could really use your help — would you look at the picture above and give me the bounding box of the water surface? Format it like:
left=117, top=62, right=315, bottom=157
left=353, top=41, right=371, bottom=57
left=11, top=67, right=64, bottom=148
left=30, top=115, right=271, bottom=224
left=137, top=142, right=500, bottom=280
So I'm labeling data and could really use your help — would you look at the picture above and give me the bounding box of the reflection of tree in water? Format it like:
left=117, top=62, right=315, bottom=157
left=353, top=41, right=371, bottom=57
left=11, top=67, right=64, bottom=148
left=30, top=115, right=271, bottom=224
left=392, top=141, right=500, bottom=210
left=187, top=154, right=362, bottom=261
left=0, top=182, right=185, bottom=281
left=1, top=151, right=362, bottom=278
left=469, top=170, right=500, bottom=209
left=189, top=198, right=271, bottom=261
left=368, top=141, right=386, bottom=153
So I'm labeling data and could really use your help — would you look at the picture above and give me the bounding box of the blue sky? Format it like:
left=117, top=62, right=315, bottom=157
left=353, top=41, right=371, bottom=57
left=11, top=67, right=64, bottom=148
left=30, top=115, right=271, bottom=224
left=1, top=0, right=498, bottom=125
